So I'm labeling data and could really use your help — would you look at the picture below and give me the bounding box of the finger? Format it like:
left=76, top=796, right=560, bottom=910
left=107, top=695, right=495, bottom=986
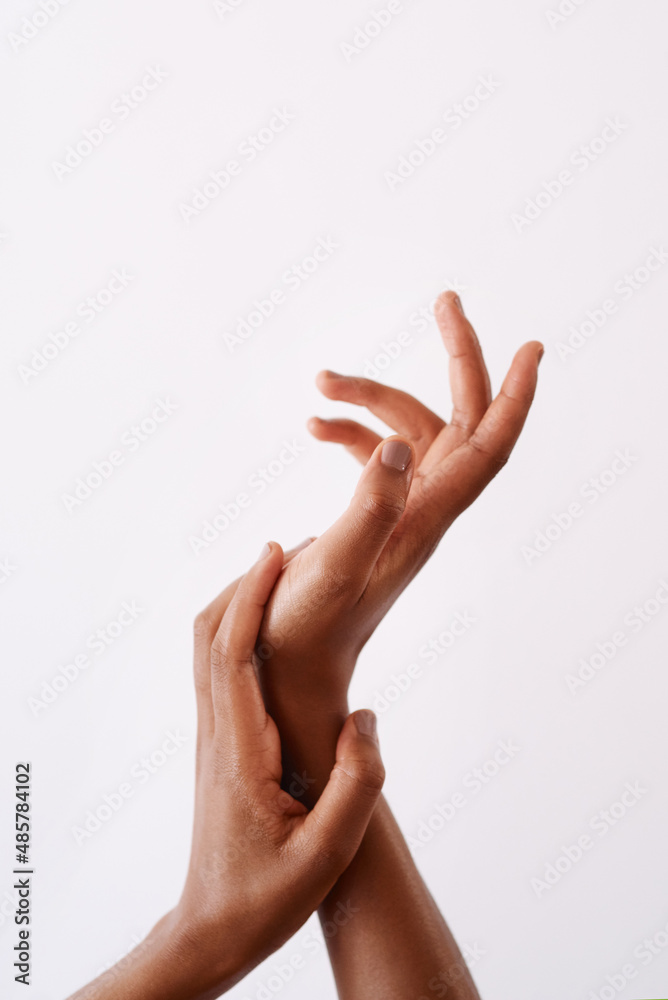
left=194, top=542, right=304, bottom=746
left=193, top=536, right=312, bottom=738
left=307, top=416, right=382, bottom=465
left=193, top=581, right=240, bottom=746
left=210, top=542, right=285, bottom=744
left=316, top=371, right=445, bottom=464
left=294, top=711, right=384, bottom=886
left=196, top=538, right=311, bottom=652
left=423, top=341, right=543, bottom=521
left=434, top=291, right=492, bottom=442
left=315, top=435, right=415, bottom=598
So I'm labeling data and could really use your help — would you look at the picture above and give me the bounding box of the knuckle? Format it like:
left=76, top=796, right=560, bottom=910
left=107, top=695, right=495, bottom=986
left=500, top=379, right=536, bottom=406
left=448, top=412, right=476, bottom=437
left=339, top=757, right=386, bottom=797
left=210, top=636, right=254, bottom=674
left=354, top=758, right=386, bottom=796
left=360, top=490, right=406, bottom=528
left=209, top=635, right=230, bottom=671
left=349, top=375, right=379, bottom=396
left=193, top=610, right=216, bottom=644
left=465, top=435, right=508, bottom=471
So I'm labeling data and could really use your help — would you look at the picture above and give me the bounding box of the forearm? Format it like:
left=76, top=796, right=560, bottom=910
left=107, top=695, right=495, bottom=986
left=262, top=680, right=480, bottom=1000
left=67, top=911, right=237, bottom=1000
left=320, top=797, right=480, bottom=1000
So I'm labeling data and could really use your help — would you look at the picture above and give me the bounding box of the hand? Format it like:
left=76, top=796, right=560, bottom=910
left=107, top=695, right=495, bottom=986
left=258, top=292, right=542, bottom=721
left=69, top=543, right=384, bottom=1000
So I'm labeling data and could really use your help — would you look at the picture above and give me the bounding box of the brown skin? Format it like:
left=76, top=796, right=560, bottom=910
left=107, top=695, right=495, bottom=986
left=257, top=292, right=542, bottom=723
left=68, top=291, right=541, bottom=999
left=187, top=292, right=542, bottom=999
left=256, top=291, right=542, bottom=998
left=67, top=543, right=385, bottom=1000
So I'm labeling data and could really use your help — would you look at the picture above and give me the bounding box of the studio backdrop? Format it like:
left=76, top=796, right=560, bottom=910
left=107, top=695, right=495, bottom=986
left=2, top=1, right=667, bottom=998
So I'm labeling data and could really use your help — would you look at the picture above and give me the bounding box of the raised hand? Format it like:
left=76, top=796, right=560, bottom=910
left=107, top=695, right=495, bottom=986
left=257, top=292, right=543, bottom=760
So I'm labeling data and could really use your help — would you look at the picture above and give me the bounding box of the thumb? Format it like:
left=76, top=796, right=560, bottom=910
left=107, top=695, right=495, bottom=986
left=316, top=436, right=414, bottom=595
left=297, top=711, right=384, bottom=884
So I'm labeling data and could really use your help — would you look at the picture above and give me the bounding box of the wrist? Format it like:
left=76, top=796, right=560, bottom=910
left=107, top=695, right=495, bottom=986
left=92, top=909, right=242, bottom=1000
left=260, top=665, right=352, bottom=798
left=160, top=905, right=253, bottom=1000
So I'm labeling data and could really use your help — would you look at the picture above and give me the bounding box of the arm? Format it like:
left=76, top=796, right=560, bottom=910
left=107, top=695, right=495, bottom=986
left=260, top=690, right=480, bottom=999
left=255, top=293, right=542, bottom=997
left=322, top=800, right=480, bottom=1000
left=184, top=291, right=540, bottom=998
left=271, top=706, right=481, bottom=999
left=66, top=543, right=385, bottom=1000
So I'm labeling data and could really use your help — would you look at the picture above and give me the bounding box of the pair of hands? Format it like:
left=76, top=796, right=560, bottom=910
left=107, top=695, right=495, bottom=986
left=170, top=293, right=542, bottom=995
left=70, top=292, right=541, bottom=999
left=167, top=542, right=385, bottom=997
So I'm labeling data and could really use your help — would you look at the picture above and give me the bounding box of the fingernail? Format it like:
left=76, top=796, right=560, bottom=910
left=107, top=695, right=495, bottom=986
left=257, top=543, right=271, bottom=561
left=453, top=294, right=465, bottom=315
left=355, top=710, right=377, bottom=738
left=324, top=370, right=345, bottom=379
left=537, top=345, right=545, bottom=366
left=381, top=440, right=412, bottom=472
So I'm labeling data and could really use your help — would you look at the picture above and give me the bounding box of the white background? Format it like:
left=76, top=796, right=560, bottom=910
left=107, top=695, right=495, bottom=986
left=2, top=0, right=668, bottom=998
